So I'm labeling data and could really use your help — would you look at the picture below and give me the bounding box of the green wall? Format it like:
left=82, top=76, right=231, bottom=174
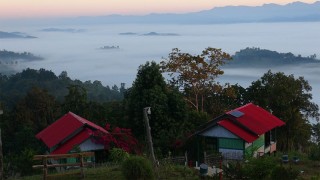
left=219, top=138, right=244, bottom=150
left=245, top=134, right=265, bottom=156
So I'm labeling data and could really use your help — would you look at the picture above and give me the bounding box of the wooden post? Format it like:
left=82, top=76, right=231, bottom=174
left=43, top=156, right=47, bottom=180
left=204, top=151, right=207, bottom=164
left=143, top=107, right=156, bottom=166
left=80, top=154, right=84, bottom=179
left=185, top=151, right=188, bottom=166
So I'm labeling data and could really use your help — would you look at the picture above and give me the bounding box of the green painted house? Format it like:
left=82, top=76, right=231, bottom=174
left=188, top=103, right=284, bottom=161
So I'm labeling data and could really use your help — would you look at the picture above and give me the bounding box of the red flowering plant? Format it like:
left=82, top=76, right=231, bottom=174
left=171, top=132, right=193, bottom=150
left=92, top=123, right=141, bottom=154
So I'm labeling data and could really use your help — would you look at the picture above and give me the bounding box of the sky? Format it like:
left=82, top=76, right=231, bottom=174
left=0, top=0, right=318, bottom=19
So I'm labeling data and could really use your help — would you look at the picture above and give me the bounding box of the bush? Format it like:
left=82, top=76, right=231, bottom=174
left=270, top=166, right=300, bottom=180
left=109, top=148, right=129, bottom=163
left=223, top=161, right=246, bottom=179
left=243, top=157, right=276, bottom=179
left=121, top=156, right=154, bottom=180
left=309, top=145, right=320, bottom=161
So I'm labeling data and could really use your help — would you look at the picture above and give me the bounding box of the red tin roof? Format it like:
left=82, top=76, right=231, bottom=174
left=193, top=103, right=285, bottom=143
left=36, top=112, right=108, bottom=149
left=218, top=119, right=258, bottom=143
left=227, top=103, right=285, bottom=136
left=51, top=128, right=92, bottom=154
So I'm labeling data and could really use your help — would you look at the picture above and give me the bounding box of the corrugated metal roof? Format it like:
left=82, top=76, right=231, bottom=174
left=192, top=103, right=285, bottom=143
left=36, top=112, right=108, bottom=149
left=51, top=128, right=92, bottom=154
left=218, top=120, right=258, bottom=143
left=227, top=103, right=285, bottom=135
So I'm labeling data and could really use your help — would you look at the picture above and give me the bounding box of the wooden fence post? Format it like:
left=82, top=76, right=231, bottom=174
left=185, top=151, right=188, bottom=166
left=80, top=154, right=84, bottom=179
left=33, top=152, right=94, bottom=179
left=43, top=156, right=47, bottom=180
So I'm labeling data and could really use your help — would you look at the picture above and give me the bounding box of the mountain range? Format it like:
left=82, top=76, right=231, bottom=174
left=71, top=1, right=320, bottom=24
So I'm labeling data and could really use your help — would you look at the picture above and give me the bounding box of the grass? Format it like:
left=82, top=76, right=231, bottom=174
left=11, top=163, right=199, bottom=180
left=9, top=152, right=320, bottom=180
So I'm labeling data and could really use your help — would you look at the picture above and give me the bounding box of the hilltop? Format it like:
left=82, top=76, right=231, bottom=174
left=226, top=47, right=320, bottom=68
left=71, top=1, right=320, bottom=24
left=0, top=31, right=37, bottom=38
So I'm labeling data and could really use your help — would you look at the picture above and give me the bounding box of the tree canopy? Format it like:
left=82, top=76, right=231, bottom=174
left=246, top=70, right=319, bottom=151
left=160, top=47, right=232, bottom=112
left=124, top=61, right=197, bottom=153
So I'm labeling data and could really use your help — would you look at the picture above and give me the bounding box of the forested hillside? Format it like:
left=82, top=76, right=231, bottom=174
left=226, top=47, right=319, bottom=67
left=0, top=50, right=43, bottom=61
left=0, top=68, right=124, bottom=108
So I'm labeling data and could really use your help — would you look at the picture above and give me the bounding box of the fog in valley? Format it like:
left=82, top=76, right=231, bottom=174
left=1, top=22, right=320, bottom=106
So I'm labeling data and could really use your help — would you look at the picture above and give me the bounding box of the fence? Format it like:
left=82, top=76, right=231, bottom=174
left=204, top=152, right=223, bottom=167
left=163, top=151, right=188, bottom=166
left=33, top=152, right=95, bottom=180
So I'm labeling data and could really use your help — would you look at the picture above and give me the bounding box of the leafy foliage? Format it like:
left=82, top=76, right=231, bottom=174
left=63, top=85, right=88, bottom=116
left=270, top=165, right=300, bottom=180
left=124, top=61, right=195, bottom=154
left=309, top=144, right=320, bottom=161
left=109, top=148, right=130, bottom=163
left=312, top=123, right=320, bottom=145
left=223, top=161, right=246, bottom=180
left=243, top=157, right=276, bottom=180
left=93, top=124, right=140, bottom=154
left=121, top=156, right=154, bottom=180
left=161, top=47, right=232, bottom=111
left=246, top=70, right=319, bottom=151
left=0, top=68, right=124, bottom=109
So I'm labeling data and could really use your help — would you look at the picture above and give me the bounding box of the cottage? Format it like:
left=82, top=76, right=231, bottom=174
left=188, top=103, right=285, bottom=161
left=36, top=112, right=108, bottom=154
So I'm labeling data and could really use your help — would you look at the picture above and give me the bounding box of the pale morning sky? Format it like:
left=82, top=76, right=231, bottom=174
left=0, top=0, right=318, bottom=19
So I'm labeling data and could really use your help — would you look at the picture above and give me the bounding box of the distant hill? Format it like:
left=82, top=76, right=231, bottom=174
left=119, top=31, right=179, bottom=36
left=225, top=47, right=320, bottom=68
left=0, top=50, right=43, bottom=61
left=0, top=31, right=37, bottom=38
left=0, top=50, right=43, bottom=75
left=142, top=32, right=179, bottom=36
left=72, top=1, right=320, bottom=24
left=41, top=28, right=85, bottom=33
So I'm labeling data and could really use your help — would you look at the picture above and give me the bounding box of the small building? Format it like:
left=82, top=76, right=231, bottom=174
left=188, top=103, right=285, bottom=161
left=36, top=112, right=108, bottom=154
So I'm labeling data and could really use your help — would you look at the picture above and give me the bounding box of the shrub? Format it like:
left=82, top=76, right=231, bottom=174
left=243, top=157, right=276, bottom=179
left=309, top=145, right=320, bottom=161
left=270, top=166, right=300, bottom=180
left=223, top=161, right=247, bottom=180
left=109, top=148, right=129, bottom=163
left=121, top=156, right=154, bottom=180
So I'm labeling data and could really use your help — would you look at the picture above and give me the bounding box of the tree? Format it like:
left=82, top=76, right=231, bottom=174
left=204, top=83, right=247, bottom=117
left=15, top=87, right=57, bottom=133
left=246, top=70, right=319, bottom=151
left=124, top=61, right=190, bottom=153
left=160, top=47, right=232, bottom=112
left=63, top=85, right=88, bottom=116
left=312, top=123, right=320, bottom=145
